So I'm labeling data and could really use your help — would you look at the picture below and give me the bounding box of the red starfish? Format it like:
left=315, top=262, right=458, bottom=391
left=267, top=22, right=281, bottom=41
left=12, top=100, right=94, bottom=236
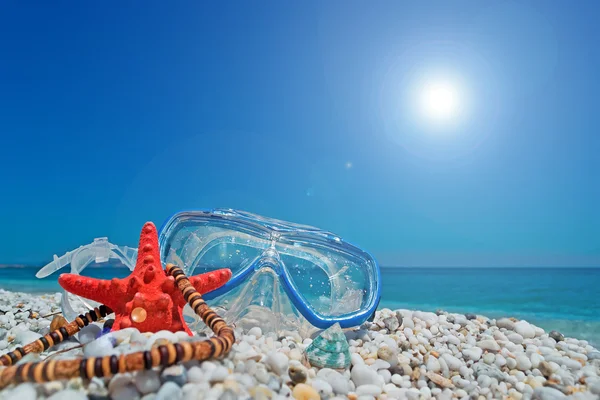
left=58, top=222, right=231, bottom=335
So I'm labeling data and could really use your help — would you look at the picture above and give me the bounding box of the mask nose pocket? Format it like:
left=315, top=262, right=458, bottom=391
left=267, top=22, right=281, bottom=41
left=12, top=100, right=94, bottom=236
left=186, top=248, right=317, bottom=337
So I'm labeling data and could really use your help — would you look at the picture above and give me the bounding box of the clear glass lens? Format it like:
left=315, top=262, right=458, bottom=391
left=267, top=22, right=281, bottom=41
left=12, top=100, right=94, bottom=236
left=277, top=240, right=372, bottom=318
left=162, top=223, right=270, bottom=276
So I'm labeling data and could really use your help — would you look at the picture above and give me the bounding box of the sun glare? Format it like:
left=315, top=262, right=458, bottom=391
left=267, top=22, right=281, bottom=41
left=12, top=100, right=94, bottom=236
left=419, top=81, right=461, bottom=122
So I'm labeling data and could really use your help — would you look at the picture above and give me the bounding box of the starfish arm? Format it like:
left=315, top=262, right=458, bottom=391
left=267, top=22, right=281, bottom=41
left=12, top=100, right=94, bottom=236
left=58, top=273, right=124, bottom=308
left=189, top=268, right=232, bottom=295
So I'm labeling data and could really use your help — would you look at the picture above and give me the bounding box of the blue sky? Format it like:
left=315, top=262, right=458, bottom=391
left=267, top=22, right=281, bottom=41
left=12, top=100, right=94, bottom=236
left=0, top=1, right=598, bottom=267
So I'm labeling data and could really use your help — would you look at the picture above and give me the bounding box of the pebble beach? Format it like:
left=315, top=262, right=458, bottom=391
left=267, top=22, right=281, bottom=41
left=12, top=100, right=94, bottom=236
left=1, top=289, right=599, bottom=400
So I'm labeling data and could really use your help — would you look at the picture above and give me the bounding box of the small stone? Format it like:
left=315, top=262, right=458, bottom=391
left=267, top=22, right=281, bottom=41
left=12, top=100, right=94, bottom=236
left=549, top=331, right=564, bottom=342
left=311, top=379, right=333, bottom=397
left=265, top=351, right=289, bottom=375
left=590, top=381, right=600, bottom=395
left=156, top=381, right=182, bottom=400
left=43, top=381, right=65, bottom=396
left=88, top=377, right=109, bottom=400
left=292, top=383, right=320, bottom=400
left=289, top=348, right=303, bottom=361
left=482, top=353, right=495, bottom=365
left=14, top=330, right=42, bottom=345
left=516, top=355, right=533, bottom=371
left=478, top=339, right=501, bottom=351
left=134, top=370, right=161, bottom=394
left=472, top=362, right=505, bottom=381
left=372, top=359, right=390, bottom=370
left=186, top=366, right=205, bottom=383
left=219, top=389, right=237, bottom=400
left=130, top=330, right=148, bottom=345
left=395, top=312, right=404, bottom=328
left=539, top=361, right=553, bottom=377
left=67, top=377, right=84, bottom=390
left=377, top=346, right=398, bottom=367
left=161, top=365, right=187, bottom=386
left=514, top=321, right=536, bottom=339
left=532, top=386, right=567, bottom=399
left=465, top=313, right=477, bottom=320
left=248, top=327, right=262, bottom=338
left=6, top=382, right=37, bottom=400
left=78, top=324, right=102, bottom=345
left=351, top=353, right=364, bottom=366
left=441, top=353, right=463, bottom=370
left=289, top=364, right=308, bottom=384
left=351, top=364, right=380, bottom=387
left=356, top=384, right=383, bottom=396
left=110, top=384, right=140, bottom=400
left=507, top=333, right=524, bottom=345
left=426, top=356, right=441, bottom=372
left=146, top=331, right=178, bottom=349
left=425, top=372, right=454, bottom=389
left=530, top=353, right=543, bottom=369
left=47, top=389, right=88, bottom=400
left=317, top=368, right=350, bottom=395
left=495, top=354, right=507, bottom=368
left=463, top=347, right=483, bottom=361
left=84, top=335, right=116, bottom=358
left=383, top=317, right=399, bottom=332
left=210, top=366, right=229, bottom=382
left=497, top=318, right=516, bottom=330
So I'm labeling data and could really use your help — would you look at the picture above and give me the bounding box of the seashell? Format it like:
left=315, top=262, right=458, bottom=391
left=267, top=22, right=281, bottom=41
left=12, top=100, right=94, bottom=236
left=304, top=323, right=350, bottom=369
left=50, top=315, right=68, bottom=332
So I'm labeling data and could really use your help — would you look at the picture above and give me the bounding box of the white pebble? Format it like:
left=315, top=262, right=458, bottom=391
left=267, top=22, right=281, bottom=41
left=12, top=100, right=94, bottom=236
left=134, top=370, right=161, bottom=394
left=47, top=389, right=88, bottom=400
left=77, top=324, right=101, bottom=345
left=265, top=351, right=288, bottom=375
left=311, top=379, right=333, bottom=397
left=209, top=366, right=228, bottom=382
left=6, top=383, right=37, bottom=400
left=463, top=347, right=483, bottom=361
left=351, top=353, right=364, bottom=366
left=442, top=353, right=463, bottom=370
left=351, top=365, right=380, bottom=387
left=356, top=384, right=383, bottom=396
left=156, top=381, right=182, bottom=400
left=516, top=355, right=533, bottom=371
left=478, top=339, right=500, bottom=351
left=247, top=327, right=262, bottom=338
left=514, top=321, right=536, bottom=339
left=426, top=356, right=441, bottom=372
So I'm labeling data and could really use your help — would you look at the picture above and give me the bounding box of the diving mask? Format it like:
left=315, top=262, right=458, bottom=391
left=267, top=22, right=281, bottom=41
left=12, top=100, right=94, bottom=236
left=158, top=209, right=381, bottom=333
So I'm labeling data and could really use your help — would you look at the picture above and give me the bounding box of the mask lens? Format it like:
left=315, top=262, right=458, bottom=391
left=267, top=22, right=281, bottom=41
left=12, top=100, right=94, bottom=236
left=161, top=223, right=269, bottom=277
left=281, top=254, right=332, bottom=315
left=277, top=240, right=376, bottom=318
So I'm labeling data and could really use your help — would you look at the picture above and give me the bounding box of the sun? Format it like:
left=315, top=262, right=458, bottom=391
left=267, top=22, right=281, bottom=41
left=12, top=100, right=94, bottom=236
left=419, top=81, right=461, bottom=122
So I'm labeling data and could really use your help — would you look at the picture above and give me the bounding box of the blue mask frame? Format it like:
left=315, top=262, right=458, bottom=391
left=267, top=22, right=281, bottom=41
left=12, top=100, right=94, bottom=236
left=157, top=208, right=381, bottom=329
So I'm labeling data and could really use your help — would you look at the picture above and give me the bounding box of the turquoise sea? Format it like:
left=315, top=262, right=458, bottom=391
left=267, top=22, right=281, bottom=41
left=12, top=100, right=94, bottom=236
left=1, top=266, right=598, bottom=347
